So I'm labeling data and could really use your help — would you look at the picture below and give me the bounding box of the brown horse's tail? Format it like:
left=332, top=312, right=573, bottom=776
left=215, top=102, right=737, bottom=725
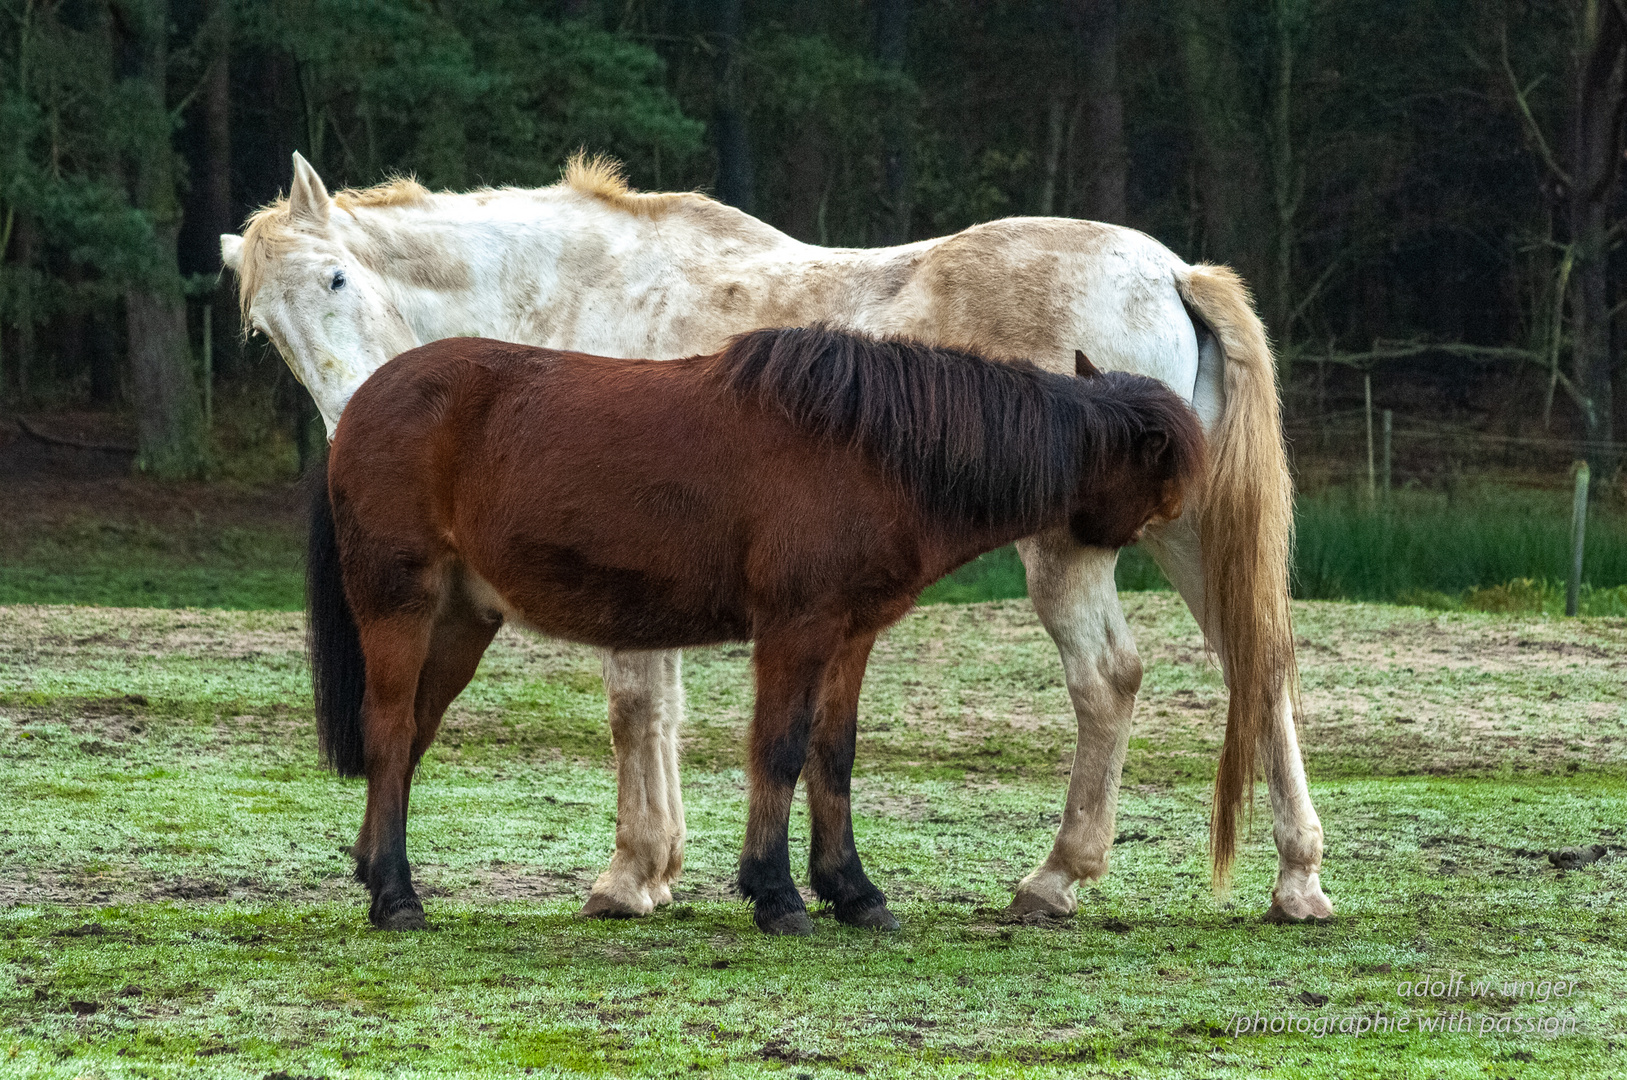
left=1174, top=263, right=1298, bottom=885
left=306, top=456, right=367, bottom=777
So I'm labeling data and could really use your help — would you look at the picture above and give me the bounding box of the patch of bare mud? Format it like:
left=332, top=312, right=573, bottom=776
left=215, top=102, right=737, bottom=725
left=861, top=596, right=1627, bottom=775
left=0, top=608, right=602, bottom=674
left=0, top=869, right=358, bottom=909
left=5, top=595, right=1624, bottom=779
left=0, top=862, right=726, bottom=911
left=1291, top=606, right=1627, bottom=675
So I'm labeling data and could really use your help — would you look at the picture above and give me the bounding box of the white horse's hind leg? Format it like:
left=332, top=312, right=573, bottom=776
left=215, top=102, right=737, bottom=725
left=1008, top=532, right=1142, bottom=917
left=1140, top=517, right=1333, bottom=922
left=1260, top=694, right=1331, bottom=921
left=581, top=648, right=687, bottom=917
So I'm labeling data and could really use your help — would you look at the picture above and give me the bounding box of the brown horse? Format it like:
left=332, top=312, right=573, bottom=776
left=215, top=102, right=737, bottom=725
left=311, top=326, right=1204, bottom=934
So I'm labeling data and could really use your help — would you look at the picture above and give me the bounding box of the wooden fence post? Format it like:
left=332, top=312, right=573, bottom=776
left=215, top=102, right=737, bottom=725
left=1568, top=460, right=1590, bottom=617
left=1364, top=371, right=1375, bottom=505
left=202, top=302, right=213, bottom=433
left=1382, top=408, right=1392, bottom=500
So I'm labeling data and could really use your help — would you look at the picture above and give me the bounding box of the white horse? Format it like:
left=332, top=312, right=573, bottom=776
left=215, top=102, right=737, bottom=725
left=222, top=152, right=1332, bottom=924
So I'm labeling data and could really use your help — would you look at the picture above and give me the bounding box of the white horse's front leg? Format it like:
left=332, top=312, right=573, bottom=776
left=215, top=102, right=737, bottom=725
left=1141, top=518, right=1333, bottom=922
left=581, top=648, right=687, bottom=917
left=651, top=649, right=686, bottom=905
left=1008, top=532, right=1142, bottom=917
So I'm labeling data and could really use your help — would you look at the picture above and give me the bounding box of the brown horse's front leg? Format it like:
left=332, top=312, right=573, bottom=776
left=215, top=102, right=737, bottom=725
left=738, top=633, right=830, bottom=935
left=804, top=633, right=897, bottom=930
left=354, top=615, right=432, bottom=930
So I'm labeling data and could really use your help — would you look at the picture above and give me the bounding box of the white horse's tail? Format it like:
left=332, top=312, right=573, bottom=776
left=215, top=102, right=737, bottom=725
left=1174, top=263, right=1298, bottom=885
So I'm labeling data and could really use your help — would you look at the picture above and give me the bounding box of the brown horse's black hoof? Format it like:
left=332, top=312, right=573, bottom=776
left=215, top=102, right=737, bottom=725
left=755, top=908, right=815, bottom=936
left=373, top=900, right=429, bottom=931
left=837, top=902, right=900, bottom=931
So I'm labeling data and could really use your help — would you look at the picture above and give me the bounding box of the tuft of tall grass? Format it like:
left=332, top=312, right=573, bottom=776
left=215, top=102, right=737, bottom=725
left=919, top=482, right=1627, bottom=609
left=1292, top=483, right=1627, bottom=602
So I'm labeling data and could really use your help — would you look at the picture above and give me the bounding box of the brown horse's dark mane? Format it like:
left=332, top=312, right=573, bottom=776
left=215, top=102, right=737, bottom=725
left=712, top=326, right=1194, bottom=533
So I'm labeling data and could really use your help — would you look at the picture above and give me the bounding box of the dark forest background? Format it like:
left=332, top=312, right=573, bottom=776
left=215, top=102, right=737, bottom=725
left=5, top=0, right=1627, bottom=485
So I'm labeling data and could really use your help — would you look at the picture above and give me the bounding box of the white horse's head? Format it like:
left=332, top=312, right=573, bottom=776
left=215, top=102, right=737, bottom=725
left=221, top=153, right=421, bottom=435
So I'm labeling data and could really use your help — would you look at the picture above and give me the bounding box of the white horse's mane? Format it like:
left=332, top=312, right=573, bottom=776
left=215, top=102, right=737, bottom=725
left=235, top=154, right=738, bottom=317
left=555, top=154, right=714, bottom=218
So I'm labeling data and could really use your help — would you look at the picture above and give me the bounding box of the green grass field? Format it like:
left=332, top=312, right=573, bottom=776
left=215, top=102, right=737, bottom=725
left=2, top=596, right=1623, bottom=1078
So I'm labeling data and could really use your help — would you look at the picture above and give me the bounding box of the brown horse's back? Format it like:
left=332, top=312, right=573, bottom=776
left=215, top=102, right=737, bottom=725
left=330, top=338, right=926, bottom=651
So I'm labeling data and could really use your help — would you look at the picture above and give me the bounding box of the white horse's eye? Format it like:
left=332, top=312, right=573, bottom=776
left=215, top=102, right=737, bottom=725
left=330, top=270, right=346, bottom=291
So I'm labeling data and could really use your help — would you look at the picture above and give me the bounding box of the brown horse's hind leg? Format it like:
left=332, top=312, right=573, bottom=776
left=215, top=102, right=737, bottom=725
left=804, top=633, right=897, bottom=930
left=350, top=589, right=500, bottom=886
left=403, top=590, right=503, bottom=813
left=351, top=590, right=499, bottom=918
left=738, top=631, right=834, bottom=936
left=352, top=612, right=436, bottom=930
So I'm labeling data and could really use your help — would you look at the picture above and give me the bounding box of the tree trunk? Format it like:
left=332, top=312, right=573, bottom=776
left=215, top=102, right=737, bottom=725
left=712, top=0, right=753, bottom=212
left=12, top=216, right=37, bottom=401
left=1065, top=0, right=1126, bottom=224
left=125, top=0, right=206, bottom=479
left=1037, top=92, right=1067, bottom=217
left=202, top=0, right=235, bottom=378
left=1568, top=0, right=1627, bottom=471
left=277, top=360, right=325, bottom=474
left=782, top=120, right=829, bottom=243
left=1267, top=0, right=1309, bottom=372
left=0, top=208, right=10, bottom=402
left=1176, top=0, right=1267, bottom=289
left=203, top=0, right=232, bottom=252
left=59, top=265, right=89, bottom=397
left=778, top=3, right=828, bottom=242
left=88, top=308, right=121, bottom=405
left=875, top=0, right=911, bottom=244
left=129, top=224, right=204, bottom=477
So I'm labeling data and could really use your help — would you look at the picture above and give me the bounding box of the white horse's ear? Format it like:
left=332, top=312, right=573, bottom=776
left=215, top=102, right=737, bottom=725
left=220, top=233, right=244, bottom=273
left=289, top=151, right=331, bottom=228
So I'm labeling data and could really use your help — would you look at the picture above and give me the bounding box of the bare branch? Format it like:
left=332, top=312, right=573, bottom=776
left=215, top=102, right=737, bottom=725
left=1309, top=340, right=1542, bottom=366
left=15, top=418, right=136, bottom=454
left=1286, top=248, right=1352, bottom=329
left=1500, top=24, right=1573, bottom=188
left=1300, top=337, right=1593, bottom=414
left=1544, top=246, right=1574, bottom=428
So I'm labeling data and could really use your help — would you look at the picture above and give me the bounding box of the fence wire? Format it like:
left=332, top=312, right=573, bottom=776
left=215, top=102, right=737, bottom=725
left=1284, top=407, right=1626, bottom=488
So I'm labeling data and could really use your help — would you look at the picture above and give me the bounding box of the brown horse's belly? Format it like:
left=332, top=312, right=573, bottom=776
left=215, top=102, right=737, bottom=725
left=461, top=549, right=752, bottom=650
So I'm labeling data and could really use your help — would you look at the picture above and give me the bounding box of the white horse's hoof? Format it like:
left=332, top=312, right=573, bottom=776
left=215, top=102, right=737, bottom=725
left=1007, top=870, right=1078, bottom=918
left=1265, top=877, right=1334, bottom=923
left=580, top=884, right=654, bottom=919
